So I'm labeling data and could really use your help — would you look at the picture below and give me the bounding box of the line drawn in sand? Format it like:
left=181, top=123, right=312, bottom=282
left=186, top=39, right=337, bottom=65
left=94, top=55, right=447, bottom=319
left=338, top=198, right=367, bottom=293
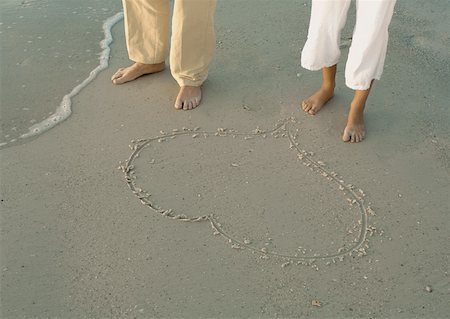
left=119, top=117, right=379, bottom=268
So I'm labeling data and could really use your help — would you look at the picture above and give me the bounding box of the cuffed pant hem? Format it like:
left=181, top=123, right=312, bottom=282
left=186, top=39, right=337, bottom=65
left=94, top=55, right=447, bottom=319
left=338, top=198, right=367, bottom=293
left=345, top=77, right=379, bottom=91
left=173, top=76, right=206, bottom=87
left=129, top=55, right=166, bottom=66
left=301, top=60, right=340, bottom=72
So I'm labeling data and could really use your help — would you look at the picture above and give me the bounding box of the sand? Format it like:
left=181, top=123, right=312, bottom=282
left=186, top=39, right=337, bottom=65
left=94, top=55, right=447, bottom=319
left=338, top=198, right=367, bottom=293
left=1, top=0, right=449, bottom=318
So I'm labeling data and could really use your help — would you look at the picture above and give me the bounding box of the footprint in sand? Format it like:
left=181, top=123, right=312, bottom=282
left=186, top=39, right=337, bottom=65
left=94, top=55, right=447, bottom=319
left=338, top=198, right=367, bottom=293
left=119, top=118, right=378, bottom=268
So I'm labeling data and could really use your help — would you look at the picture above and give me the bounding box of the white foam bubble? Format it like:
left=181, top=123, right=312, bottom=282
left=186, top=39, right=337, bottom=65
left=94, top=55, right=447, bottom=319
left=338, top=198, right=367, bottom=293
left=20, top=12, right=124, bottom=140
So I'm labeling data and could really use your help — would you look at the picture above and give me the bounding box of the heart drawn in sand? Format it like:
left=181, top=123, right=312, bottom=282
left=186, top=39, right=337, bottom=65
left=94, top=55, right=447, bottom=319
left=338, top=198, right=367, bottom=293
left=119, top=118, right=377, bottom=267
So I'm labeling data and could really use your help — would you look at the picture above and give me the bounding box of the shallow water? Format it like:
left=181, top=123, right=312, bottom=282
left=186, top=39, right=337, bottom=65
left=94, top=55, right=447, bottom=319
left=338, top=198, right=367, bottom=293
left=0, top=0, right=122, bottom=148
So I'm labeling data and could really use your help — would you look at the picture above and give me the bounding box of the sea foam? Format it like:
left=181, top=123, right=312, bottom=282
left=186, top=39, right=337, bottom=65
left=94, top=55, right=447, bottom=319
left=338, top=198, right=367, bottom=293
left=20, top=12, right=124, bottom=139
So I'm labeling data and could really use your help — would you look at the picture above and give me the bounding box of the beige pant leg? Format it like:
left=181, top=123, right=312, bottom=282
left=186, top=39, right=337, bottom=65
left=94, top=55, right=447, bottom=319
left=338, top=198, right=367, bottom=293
left=122, top=0, right=169, bottom=64
left=170, top=0, right=217, bottom=87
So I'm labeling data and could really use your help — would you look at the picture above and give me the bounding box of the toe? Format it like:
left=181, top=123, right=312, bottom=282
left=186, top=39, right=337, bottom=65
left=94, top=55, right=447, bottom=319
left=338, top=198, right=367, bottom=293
left=342, top=129, right=351, bottom=142
left=194, top=97, right=201, bottom=108
left=111, top=69, right=124, bottom=80
left=111, top=73, right=120, bottom=82
left=112, top=75, right=128, bottom=85
left=302, top=101, right=310, bottom=112
left=174, top=98, right=183, bottom=110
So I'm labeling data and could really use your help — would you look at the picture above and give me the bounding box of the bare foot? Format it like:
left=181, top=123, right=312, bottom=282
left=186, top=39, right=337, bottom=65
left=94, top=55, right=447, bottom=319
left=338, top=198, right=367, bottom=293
left=174, top=86, right=202, bottom=110
left=301, top=85, right=335, bottom=115
left=111, top=62, right=165, bottom=84
left=342, top=102, right=366, bottom=143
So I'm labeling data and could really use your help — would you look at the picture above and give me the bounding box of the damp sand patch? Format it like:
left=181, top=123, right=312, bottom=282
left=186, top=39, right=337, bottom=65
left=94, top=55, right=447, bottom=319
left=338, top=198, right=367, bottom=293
left=19, top=12, right=124, bottom=141
left=119, top=118, right=378, bottom=268
left=0, top=12, right=124, bottom=148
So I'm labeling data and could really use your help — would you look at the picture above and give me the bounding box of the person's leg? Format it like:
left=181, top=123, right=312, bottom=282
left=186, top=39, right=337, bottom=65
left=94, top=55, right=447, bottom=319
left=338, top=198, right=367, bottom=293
left=171, top=0, right=217, bottom=110
left=301, top=0, right=351, bottom=115
left=343, top=0, right=396, bottom=142
left=302, top=65, right=336, bottom=115
left=342, top=82, right=372, bottom=142
left=111, top=0, right=169, bottom=84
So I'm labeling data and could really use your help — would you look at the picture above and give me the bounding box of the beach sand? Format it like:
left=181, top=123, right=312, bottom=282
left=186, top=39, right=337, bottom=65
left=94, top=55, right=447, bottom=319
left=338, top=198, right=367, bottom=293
left=1, top=0, right=449, bottom=317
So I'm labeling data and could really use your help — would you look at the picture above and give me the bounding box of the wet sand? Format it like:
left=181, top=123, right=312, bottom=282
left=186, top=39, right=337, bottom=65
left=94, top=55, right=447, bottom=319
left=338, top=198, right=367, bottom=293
left=1, top=0, right=449, bottom=318
left=0, top=0, right=123, bottom=147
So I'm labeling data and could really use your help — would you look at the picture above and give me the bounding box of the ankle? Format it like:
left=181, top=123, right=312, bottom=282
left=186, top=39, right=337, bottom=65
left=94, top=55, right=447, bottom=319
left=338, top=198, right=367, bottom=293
left=321, top=83, right=335, bottom=93
left=348, top=104, right=364, bottom=121
left=136, top=61, right=165, bottom=68
left=350, top=98, right=366, bottom=111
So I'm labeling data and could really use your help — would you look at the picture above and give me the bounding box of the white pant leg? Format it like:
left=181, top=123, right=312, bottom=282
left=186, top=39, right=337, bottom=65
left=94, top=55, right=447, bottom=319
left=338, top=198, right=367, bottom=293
left=345, top=0, right=396, bottom=90
left=301, top=0, right=351, bottom=71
